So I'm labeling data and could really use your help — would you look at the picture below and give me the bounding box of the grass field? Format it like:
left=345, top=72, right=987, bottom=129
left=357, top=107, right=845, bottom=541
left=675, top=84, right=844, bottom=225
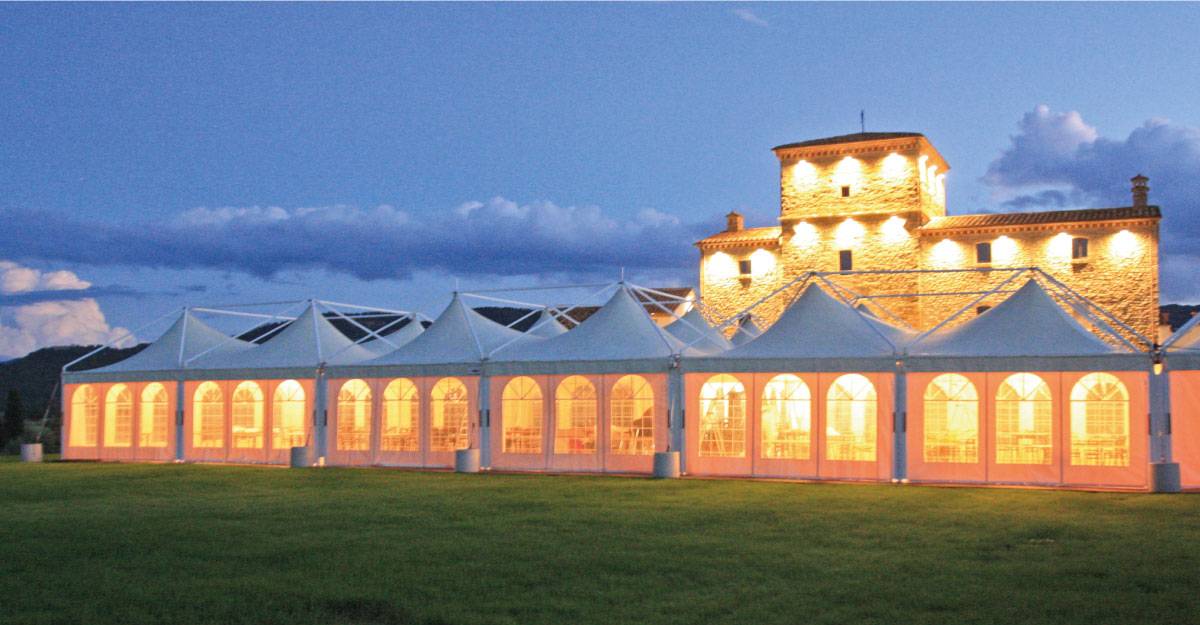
left=2, top=458, right=1198, bottom=625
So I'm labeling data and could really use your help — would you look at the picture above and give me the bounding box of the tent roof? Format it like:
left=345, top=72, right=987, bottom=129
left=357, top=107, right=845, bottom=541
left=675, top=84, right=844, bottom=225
left=682, top=284, right=903, bottom=372
left=87, top=310, right=253, bottom=374
left=362, top=294, right=526, bottom=366
left=359, top=318, right=425, bottom=356
left=729, top=317, right=762, bottom=347
left=906, top=279, right=1122, bottom=358
left=525, top=310, right=569, bottom=338
left=664, top=307, right=732, bottom=353
left=488, top=286, right=692, bottom=373
left=191, top=304, right=375, bottom=370
left=902, top=279, right=1147, bottom=372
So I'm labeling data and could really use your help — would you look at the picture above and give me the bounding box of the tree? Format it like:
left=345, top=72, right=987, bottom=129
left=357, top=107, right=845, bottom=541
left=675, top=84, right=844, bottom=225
left=3, top=389, right=25, bottom=446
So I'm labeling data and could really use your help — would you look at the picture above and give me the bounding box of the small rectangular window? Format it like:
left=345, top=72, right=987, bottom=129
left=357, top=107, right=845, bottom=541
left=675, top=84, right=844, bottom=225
left=839, top=250, right=853, bottom=271
left=841, top=185, right=851, bottom=197
left=738, top=259, right=752, bottom=275
left=976, top=305, right=991, bottom=316
left=976, top=242, right=992, bottom=264
left=1072, top=237, right=1089, bottom=259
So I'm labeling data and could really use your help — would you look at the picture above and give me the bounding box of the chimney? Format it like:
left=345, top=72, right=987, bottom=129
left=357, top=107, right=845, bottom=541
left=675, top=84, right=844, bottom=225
left=726, top=211, right=744, bottom=232
left=1131, top=174, right=1149, bottom=207
left=1160, top=311, right=1171, bottom=325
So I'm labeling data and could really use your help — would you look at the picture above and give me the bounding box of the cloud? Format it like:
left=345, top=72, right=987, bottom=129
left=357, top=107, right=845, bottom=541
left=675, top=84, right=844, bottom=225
left=0, top=197, right=716, bottom=284
left=0, top=260, right=134, bottom=359
left=0, top=299, right=134, bottom=360
left=983, top=106, right=1200, bottom=300
left=731, top=8, right=768, bottom=27
left=0, top=261, right=90, bottom=294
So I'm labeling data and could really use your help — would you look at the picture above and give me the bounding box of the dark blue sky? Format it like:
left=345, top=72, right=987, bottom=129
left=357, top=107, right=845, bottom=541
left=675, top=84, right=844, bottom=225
left=1, top=2, right=1199, bottom=355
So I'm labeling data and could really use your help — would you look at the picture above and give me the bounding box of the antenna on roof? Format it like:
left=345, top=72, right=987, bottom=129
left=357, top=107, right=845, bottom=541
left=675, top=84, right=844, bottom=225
left=620, top=267, right=625, bottom=283
left=860, top=110, right=865, bottom=133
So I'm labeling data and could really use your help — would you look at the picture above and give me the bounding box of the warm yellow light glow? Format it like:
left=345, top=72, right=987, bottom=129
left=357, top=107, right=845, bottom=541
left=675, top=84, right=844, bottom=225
left=273, top=380, right=307, bottom=450
left=193, top=381, right=224, bottom=449
left=555, top=376, right=597, bottom=454
left=1048, top=232, right=1073, bottom=257
left=792, top=221, right=818, bottom=249
left=699, top=375, right=746, bottom=458
left=993, top=235, right=1017, bottom=264
left=1069, top=373, right=1129, bottom=467
left=882, top=215, right=907, bottom=241
left=706, top=251, right=737, bottom=280
left=140, top=383, right=169, bottom=448
left=918, top=155, right=929, bottom=183
left=611, top=375, right=654, bottom=455
left=827, top=374, right=876, bottom=462
left=926, top=165, right=938, bottom=194
left=761, top=374, right=811, bottom=460
left=792, top=160, right=818, bottom=186
left=881, top=152, right=907, bottom=179
left=931, top=238, right=961, bottom=265
left=104, top=384, right=133, bottom=448
left=381, top=378, right=418, bottom=452
left=1111, top=229, right=1140, bottom=257
left=834, top=156, right=861, bottom=187
left=503, top=376, right=544, bottom=454
left=835, top=218, right=865, bottom=247
left=336, top=379, right=371, bottom=451
left=70, top=385, right=100, bottom=447
left=431, top=377, right=470, bottom=452
left=232, top=380, right=265, bottom=449
left=935, top=173, right=946, bottom=198
left=996, top=373, right=1052, bottom=465
left=923, top=374, right=978, bottom=464
left=749, top=248, right=776, bottom=275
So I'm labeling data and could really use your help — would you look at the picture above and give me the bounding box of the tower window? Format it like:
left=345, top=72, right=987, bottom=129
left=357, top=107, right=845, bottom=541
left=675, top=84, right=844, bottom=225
left=841, top=185, right=851, bottom=197
left=738, top=259, right=752, bottom=275
left=839, top=250, right=853, bottom=271
left=976, top=305, right=991, bottom=316
left=1072, top=237, right=1089, bottom=260
left=976, top=242, right=992, bottom=264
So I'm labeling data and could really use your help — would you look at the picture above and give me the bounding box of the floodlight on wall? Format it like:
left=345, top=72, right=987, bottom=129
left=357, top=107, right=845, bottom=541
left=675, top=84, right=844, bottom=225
left=1111, top=229, right=1140, bottom=258
left=792, top=160, right=818, bottom=186
left=882, top=152, right=907, bottom=179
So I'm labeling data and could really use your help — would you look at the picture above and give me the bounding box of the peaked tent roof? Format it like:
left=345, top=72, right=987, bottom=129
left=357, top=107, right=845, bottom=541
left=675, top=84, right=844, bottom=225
left=683, top=284, right=903, bottom=373
left=525, top=310, right=569, bottom=337
left=905, top=279, right=1146, bottom=372
left=729, top=317, right=762, bottom=347
left=187, top=304, right=377, bottom=379
left=359, top=318, right=425, bottom=355
left=330, top=294, right=528, bottom=378
left=664, top=307, right=732, bottom=353
left=64, top=310, right=254, bottom=383
left=488, top=286, right=693, bottom=375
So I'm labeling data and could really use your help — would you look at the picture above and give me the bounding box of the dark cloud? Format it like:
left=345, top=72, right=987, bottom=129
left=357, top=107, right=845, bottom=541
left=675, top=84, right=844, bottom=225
left=983, top=106, right=1200, bottom=300
left=0, top=198, right=722, bottom=284
left=0, top=284, right=146, bottom=306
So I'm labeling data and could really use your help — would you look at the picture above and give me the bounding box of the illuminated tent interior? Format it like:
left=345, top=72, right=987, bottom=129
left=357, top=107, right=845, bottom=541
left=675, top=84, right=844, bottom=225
left=680, top=283, right=908, bottom=480
left=62, top=311, right=253, bottom=462
left=1163, top=315, right=1200, bottom=488
left=323, top=294, right=530, bottom=468
left=485, top=285, right=707, bottom=473
left=903, top=278, right=1150, bottom=487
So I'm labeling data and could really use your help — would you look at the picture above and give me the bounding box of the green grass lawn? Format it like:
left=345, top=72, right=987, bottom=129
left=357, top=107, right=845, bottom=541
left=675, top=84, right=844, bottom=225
left=2, top=458, right=1198, bottom=625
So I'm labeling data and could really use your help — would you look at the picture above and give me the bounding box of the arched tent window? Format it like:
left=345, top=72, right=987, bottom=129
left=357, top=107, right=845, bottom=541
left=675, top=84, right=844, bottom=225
left=272, top=380, right=307, bottom=450
left=103, top=384, right=133, bottom=447
left=699, top=375, right=746, bottom=458
left=140, top=383, right=169, bottom=448
left=193, top=382, right=224, bottom=448
left=70, top=385, right=100, bottom=447
left=382, top=378, right=419, bottom=452
left=337, top=379, right=372, bottom=451
left=996, top=373, right=1052, bottom=464
left=761, top=374, right=811, bottom=460
left=1070, top=373, right=1129, bottom=467
left=431, top=378, right=469, bottom=452
left=826, top=374, right=877, bottom=462
left=503, top=377, right=544, bottom=454
left=923, top=374, right=979, bottom=463
left=555, top=376, right=597, bottom=454
left=231, top=381, right=264, bottom=449
left=610, top=375, right=654, bottom=455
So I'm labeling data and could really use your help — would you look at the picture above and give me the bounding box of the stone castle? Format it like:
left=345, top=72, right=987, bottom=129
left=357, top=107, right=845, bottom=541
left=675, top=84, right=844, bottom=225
left=696, top=132, right=1161, bottom=340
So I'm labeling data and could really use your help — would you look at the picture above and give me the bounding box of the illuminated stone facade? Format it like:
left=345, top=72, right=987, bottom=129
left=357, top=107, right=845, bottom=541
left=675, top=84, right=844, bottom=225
left=697, top=133, right=1161, bottom=341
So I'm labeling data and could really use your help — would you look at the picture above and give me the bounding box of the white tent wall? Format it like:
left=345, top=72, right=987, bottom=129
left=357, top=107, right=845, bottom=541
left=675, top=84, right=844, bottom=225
left=903, top=370, right=1148, bottom=487
left=324, top=375, right=480, bottom=469
left=488, top=372, right=670, bottom=474
left=684, top=371, right=894, bottom=480
left=61, top=381, right=178, bottom=462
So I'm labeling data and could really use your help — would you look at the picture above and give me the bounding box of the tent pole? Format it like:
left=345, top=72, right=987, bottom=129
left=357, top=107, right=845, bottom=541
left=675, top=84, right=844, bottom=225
left=175, top=380, right=185, bottom=462
left=1149, top=364, right=1172, bottom=464
left=892, top=361, right=907, bottom=483
left=315, top=367, right=327, bottom=464
left=478, top=372, right=491, bottom=469
left=668, top=357, right=685, bottom=473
